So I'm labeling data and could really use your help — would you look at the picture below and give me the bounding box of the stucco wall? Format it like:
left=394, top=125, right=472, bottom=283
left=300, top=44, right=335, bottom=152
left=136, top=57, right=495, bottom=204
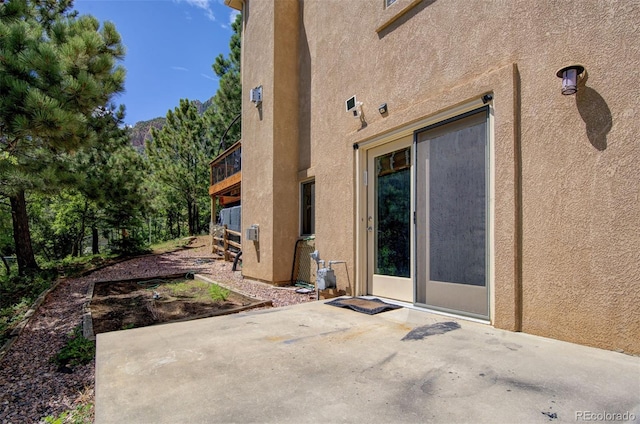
left=241, top=0, right=300, bottom=283
left=239, top=0, right=640, bottom=353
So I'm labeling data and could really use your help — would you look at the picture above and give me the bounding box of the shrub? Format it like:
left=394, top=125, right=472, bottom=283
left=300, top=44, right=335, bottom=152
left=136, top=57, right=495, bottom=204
left=108, top=231, right=149, bottom=256
left=51, top=325, right=95, bottom=369
left=0, top=269, right=57, bottom=345
left=209, top=284, right=230, bottom=301
left=42, top=403, right=92, bottom=424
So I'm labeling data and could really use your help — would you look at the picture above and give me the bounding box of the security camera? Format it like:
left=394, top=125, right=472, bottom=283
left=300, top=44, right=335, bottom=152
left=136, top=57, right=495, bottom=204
left=346, top=96, right=362, bottom=118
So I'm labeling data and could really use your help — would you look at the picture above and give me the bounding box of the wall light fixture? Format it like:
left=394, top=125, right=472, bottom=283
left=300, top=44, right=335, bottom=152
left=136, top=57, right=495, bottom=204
left=250, top=85, right=262, bottom=106
left=556, top=65, right=585, bottom=95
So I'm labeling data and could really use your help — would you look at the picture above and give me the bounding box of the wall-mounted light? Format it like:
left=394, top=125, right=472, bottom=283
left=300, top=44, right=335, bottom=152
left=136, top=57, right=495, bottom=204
left=556, top=65, right=585, bottom=95
left=378, top=103, right=388, bottom=115
left=250, top=85, right=262, bottom=106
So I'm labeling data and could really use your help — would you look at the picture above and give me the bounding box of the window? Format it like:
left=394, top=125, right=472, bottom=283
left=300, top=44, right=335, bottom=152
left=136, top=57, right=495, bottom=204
left=301, top=180, right=315, bottom=235
left=377, top=0, right=424, bottom=33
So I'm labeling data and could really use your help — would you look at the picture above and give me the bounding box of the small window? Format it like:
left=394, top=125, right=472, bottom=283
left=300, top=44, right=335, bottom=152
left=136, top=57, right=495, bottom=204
left=301, top=180, right=315, bottom=236
left=385, top=0, right=397, bottom=8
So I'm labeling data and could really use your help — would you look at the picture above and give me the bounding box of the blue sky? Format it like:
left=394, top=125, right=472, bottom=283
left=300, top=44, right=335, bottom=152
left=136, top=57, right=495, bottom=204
left=73, top=0, right=240, bottom=126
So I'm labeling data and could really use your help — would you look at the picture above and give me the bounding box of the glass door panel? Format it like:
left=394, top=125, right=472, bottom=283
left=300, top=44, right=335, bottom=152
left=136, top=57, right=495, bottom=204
left=415, top=108, right=489, bottom=318
left=367, top=137, right=413, bottom=302
left=375, top=147, right=411, bottom=277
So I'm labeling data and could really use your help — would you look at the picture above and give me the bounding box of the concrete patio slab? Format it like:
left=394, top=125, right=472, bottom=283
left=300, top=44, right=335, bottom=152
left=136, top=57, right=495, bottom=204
left=96, top=300, right=639, bottom=423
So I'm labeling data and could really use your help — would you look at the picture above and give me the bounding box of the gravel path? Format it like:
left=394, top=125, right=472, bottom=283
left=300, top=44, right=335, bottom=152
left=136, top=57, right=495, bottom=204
left=0, top=237, right=315, bottom=423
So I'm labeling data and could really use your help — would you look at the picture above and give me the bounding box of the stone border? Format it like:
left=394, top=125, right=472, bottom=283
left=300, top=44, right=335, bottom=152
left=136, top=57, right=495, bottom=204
left=83, top=281, right=96, bottom=341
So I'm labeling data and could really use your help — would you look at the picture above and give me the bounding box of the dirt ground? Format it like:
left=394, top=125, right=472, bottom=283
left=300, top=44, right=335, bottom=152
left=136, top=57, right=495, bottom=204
left=90, top=277, right=264, bottom=334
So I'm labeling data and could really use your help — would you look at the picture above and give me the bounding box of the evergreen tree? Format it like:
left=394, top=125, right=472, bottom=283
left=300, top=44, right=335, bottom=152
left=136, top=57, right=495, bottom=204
left=147, top=99, right=214, bottom=236
left=68, top=104, right=147, bottom=255
left=0, top=0, right=125, bottom=274
left=204, top=12, right=242, bottom=154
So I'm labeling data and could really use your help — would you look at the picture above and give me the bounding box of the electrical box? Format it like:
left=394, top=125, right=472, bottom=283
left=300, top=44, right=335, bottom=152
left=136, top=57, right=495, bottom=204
left=245, top=224, right=259, bottom=241
left=316, top=268, right=336, bottom=290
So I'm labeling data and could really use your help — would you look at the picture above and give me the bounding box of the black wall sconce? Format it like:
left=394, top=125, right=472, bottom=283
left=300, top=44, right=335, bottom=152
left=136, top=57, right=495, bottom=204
left=378, top=103, right=388, bottom=115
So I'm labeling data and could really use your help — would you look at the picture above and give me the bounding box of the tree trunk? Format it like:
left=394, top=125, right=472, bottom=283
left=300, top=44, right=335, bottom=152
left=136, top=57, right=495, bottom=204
left=72, top=200, right=89, bottom=257
left=187, top=199, right=195, bottom=236
left=167, top=214, right=175, bottom=239
left=194, top=202, right=200, bottom=234
left=10, top=190, right=39, bottom=275
left=187, top=199, right=200, bottom=236
left=92, top=226, right=99, bottom=254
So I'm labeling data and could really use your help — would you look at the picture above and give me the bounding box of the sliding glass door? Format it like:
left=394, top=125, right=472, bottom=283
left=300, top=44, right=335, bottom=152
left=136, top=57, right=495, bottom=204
left=415, top=108, right=489, bottom=318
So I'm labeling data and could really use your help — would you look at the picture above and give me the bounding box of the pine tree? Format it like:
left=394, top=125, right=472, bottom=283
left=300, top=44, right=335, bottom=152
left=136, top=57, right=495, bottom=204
left=69, top=104, right=147, bottom=255
left=147, top=99, right=215, bottom=236
left=204, top=12, right=242, bottom=154
left=0, top=0, right=125, bottom=274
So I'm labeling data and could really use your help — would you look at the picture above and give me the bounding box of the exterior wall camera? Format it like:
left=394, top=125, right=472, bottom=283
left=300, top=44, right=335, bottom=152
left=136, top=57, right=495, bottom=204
left=346, top=95, right=361, bottom=118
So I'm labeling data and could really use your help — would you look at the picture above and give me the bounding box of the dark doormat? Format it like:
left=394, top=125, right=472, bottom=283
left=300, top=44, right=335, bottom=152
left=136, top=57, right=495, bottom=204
left=325, top=297, right=402, bottom=315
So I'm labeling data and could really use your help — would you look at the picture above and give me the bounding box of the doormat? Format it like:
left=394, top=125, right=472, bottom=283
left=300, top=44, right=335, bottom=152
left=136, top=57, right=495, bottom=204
left=325, top=297, right=402, bottom=315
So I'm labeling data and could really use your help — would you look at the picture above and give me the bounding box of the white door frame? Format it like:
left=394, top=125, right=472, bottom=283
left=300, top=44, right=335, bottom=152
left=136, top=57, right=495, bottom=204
left=366, top=137, right=413, bottom=302
left=354, top=98, right=494, bottom=322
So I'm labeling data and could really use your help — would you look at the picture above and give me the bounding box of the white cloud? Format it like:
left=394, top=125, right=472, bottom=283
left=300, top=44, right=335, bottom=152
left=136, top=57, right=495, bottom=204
left=176, top=0, right=216, bottom=21
left=201, top=73, right=218, bottom=81
left=229, top=10, right=240, bottom=25
left=221, top=10, right=240, bottom=29
left=172, top=66, right=189, bottom=72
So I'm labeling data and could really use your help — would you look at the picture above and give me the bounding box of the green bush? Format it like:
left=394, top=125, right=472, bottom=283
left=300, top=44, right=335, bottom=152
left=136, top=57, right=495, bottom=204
left=42, top=403, right=92, bottom=424
left=209, top=284, right=230, bottom=301
left=0, top=269, right=56, bottom=308
left=51, top=325, right=95, bottom=368
left=108, top=232, right=149, bottom=256
left=0, top=297, right=30, bottom=345
left=52, top=253, right=117, bottom=277
left=0, top=269, right=58, bottom=345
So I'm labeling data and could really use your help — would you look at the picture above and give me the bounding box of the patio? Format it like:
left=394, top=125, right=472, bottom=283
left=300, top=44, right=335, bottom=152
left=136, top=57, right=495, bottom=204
left=96, top=300, right=639, bottom=423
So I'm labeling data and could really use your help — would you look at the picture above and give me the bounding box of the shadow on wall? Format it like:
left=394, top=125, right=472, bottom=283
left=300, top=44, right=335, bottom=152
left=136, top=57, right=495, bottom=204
left=576, top=86, right=612, bottom=151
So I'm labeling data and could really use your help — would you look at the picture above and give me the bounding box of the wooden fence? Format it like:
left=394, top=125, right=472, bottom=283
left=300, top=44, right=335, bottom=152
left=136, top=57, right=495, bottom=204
left=212, top=225, right=241, bottom=262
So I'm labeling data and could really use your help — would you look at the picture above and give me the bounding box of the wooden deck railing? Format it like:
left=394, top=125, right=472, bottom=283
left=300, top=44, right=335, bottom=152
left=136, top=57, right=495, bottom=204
left=212, top=225, right=241, bottom=262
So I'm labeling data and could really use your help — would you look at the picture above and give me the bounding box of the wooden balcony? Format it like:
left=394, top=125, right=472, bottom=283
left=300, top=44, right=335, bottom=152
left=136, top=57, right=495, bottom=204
left=209, top=141, right=241, bottom=206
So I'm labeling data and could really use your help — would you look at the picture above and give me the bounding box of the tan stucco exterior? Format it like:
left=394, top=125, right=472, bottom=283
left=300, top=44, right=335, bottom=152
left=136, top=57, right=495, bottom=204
left=233, top=0, right=640, bottom=354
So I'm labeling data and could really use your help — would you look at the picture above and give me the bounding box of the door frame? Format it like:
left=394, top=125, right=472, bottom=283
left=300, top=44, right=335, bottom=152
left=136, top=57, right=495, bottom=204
left=354, top=98, right=494, bottom=321
left=366, top=137, right=414, bottom=302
